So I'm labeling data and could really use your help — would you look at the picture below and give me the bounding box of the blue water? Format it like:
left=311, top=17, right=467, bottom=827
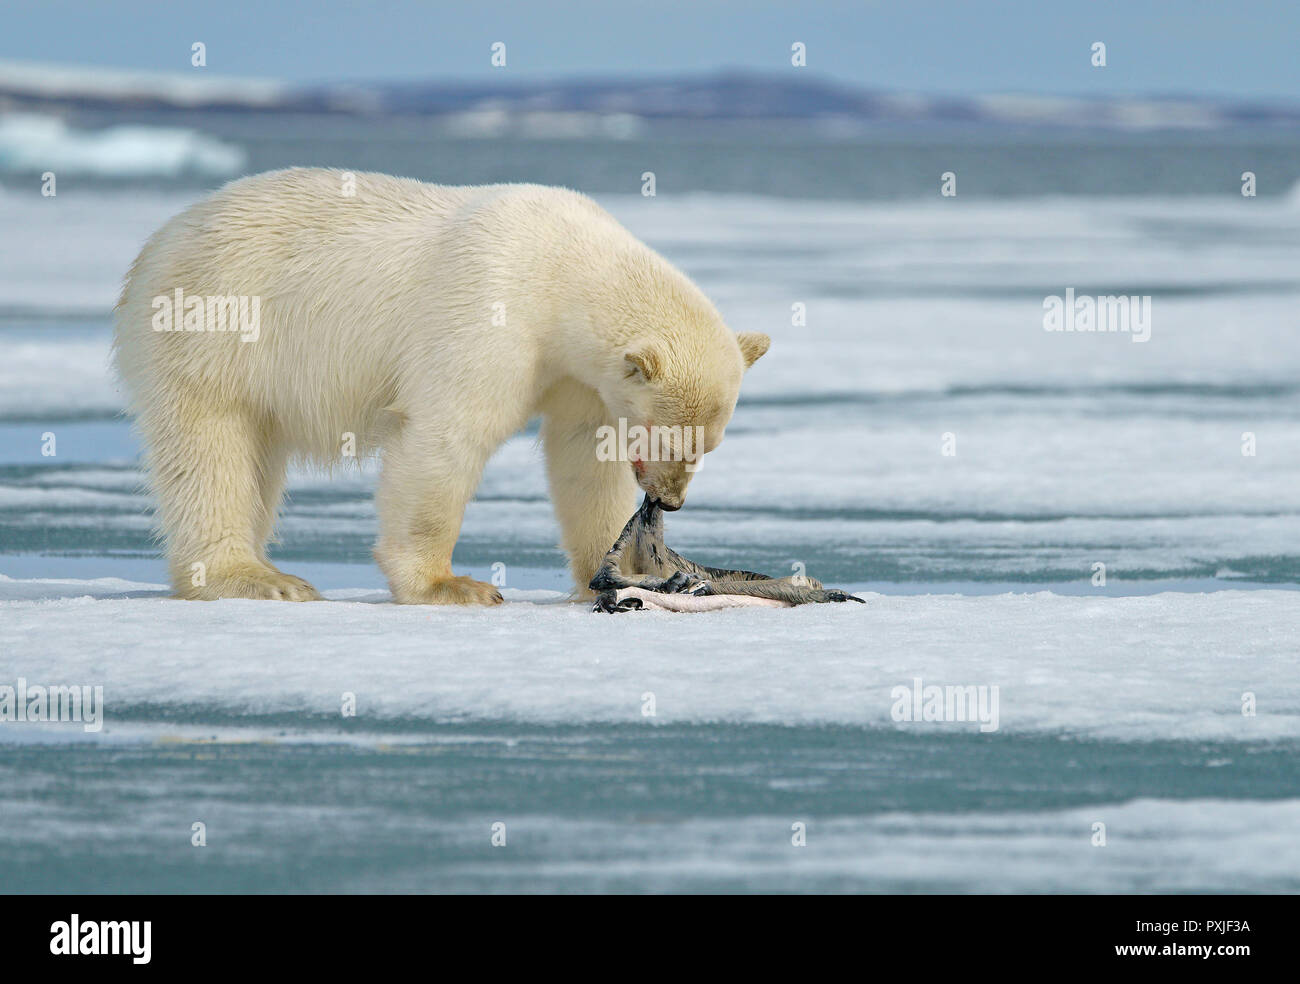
left=4, top=723, right=1298, bottom=893
left=3, top=117, right=1300, bottom=892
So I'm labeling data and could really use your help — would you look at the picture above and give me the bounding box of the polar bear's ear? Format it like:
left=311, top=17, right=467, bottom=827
left=624, top=349, right=660, bottom=383
left=736, top=332, right=771, bottom=369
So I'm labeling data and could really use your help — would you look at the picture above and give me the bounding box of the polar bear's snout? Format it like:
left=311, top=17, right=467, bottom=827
left=634, top=458, right=691, bottom=511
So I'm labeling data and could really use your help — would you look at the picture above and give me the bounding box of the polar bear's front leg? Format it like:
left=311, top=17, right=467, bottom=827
left=542, top=401, right=640, bottom=597
left=373, top=430, right=503, bottom=606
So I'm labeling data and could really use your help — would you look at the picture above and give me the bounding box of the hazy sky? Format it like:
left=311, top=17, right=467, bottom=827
left=4, top=0, right=1298, bottom=99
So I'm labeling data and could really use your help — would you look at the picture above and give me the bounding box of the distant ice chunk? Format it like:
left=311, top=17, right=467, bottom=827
left=0, top=114, right=245, bottom=177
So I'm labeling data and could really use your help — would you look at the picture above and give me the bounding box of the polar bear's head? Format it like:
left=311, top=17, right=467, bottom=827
left=608, top=329, right=769, bottom=511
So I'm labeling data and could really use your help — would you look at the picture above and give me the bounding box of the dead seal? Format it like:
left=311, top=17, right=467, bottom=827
left=589, top=495, right=865, bottom=613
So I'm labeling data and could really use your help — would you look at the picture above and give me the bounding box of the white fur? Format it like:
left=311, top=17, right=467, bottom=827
left=112, top=168, right=768, bottom=604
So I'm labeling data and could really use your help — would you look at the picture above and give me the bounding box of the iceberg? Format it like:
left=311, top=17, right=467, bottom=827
left=0, top=113, right=245, bottom=177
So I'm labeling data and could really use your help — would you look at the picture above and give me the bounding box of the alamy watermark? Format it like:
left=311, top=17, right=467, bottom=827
left=152, top=288, right=261, bottom=342
left=595, top=418, right=704, bottom=471
left=1043, top=288, right=1150, bottom=343
left=0, top=678, right=103, bottom=732
left=890, top=677, right=999, bottom=733
left=50, top=914, right=150, bottom=964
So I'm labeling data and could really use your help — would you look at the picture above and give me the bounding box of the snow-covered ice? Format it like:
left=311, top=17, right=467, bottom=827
left=3, top=574, right=1296, bottom=742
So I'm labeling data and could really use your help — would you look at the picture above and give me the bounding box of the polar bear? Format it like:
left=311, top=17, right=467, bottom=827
left=112, top=168, right=768, bottom=605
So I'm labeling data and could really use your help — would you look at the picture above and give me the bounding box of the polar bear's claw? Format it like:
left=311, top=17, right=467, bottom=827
left=395, top=575, right=504, bottom=607
left=178, top=566, right=322, bottom=602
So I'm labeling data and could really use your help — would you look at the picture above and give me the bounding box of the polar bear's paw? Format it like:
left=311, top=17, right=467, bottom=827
left=394, top=574, right=504, bottom=607
left=178, top=565, right=323, bottom=602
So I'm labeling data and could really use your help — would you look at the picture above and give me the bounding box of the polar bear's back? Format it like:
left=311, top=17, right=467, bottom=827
left=112, top=168, right=616, bottom=460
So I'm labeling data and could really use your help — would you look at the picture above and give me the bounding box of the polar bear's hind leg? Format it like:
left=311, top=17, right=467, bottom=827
left=144, top=394, right=321, bottom=601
